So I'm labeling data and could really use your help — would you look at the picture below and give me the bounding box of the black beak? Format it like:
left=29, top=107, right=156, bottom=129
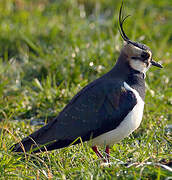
left=151, top=60, right=163, bottom=68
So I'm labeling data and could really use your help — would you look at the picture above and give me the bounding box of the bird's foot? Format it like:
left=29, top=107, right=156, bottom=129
left=92, top=145, right=110, bottom=163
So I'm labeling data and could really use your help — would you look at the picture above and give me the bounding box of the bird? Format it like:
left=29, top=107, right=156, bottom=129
left=11, top=2, right=163, bottom=163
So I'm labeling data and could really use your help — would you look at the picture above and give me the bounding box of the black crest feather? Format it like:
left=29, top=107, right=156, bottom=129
left=118, top=1, right=131, bottom=42
left=118, top=1, right=148, bottom=50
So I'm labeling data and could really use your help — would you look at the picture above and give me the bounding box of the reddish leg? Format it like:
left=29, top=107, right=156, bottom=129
left=105, top=145, right=110, bottom=162
left=92, top=146, right=106, bottom=162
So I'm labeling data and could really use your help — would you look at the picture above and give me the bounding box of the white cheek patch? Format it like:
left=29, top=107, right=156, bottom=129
left=129, top=59, right=150, bottom=74
left=123, top=43, right=152, bottom=74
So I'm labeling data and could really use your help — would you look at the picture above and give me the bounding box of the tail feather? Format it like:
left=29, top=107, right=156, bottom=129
left=11, top=136, right=57, bottom=153
left=10, top=136, right=80, bottom=153
left=10, top=120, right=57, bottom=153
left=10, top=120, right=81, bottom=153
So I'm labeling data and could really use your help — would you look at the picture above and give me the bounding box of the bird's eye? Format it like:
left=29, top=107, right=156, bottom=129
left=141, top=51, right=150, bottom=59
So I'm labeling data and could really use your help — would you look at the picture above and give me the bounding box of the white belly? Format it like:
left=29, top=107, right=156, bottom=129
left=92, top=82, right=144, bottom=146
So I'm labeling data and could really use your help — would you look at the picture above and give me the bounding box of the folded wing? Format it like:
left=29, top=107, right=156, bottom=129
left=11, top=79, right=137, bottom=153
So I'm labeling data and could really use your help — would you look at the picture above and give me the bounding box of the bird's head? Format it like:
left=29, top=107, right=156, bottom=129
left=118, top=2, right=163, bottom=74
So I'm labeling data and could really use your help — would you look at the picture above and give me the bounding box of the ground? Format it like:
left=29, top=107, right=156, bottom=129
left=0, top=0, right=171, bottom=179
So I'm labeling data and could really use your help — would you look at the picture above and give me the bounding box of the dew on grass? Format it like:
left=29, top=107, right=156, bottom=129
left=75, top=47, right=79, bottom=53
left=72, top=53, right=76, bottom=58
left=89, top=62, right=94, bottom=67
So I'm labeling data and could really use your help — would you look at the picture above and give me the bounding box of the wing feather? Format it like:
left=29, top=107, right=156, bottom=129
left=11, top=79, right=137, bottom=152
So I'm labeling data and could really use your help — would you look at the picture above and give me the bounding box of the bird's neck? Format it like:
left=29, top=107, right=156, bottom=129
left=126, top=71, right=145, bottom=100
left=107, top=54, right=146, bottom=100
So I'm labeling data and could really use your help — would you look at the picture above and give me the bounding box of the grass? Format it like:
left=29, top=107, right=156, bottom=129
left=0, top=0, right=171, bottom=179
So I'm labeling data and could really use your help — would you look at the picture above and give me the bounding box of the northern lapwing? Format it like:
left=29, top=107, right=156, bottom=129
left=11, top=2, right=163, bottom=163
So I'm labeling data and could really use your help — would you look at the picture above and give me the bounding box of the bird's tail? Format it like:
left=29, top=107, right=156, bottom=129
left=10, top=120, right=79, bottom=153
left=10, top=121, right=57, bottom=153
left=10, top=135, right=54, bottom=153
